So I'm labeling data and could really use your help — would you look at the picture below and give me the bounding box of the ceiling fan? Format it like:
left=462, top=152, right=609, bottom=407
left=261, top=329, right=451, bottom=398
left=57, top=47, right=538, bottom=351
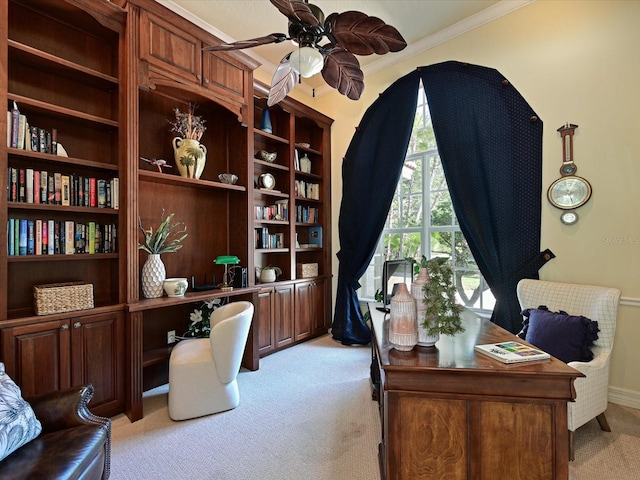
left=203, top=0, right=407, bottom=106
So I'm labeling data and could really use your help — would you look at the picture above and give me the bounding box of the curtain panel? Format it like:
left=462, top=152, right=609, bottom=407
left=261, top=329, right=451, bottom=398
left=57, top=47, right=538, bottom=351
left=332, top=61, right=551, bottom=345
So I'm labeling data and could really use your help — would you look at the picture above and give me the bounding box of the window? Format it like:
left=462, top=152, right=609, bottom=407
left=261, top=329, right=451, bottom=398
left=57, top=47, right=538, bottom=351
left=359, top=86, right=495, bottom=312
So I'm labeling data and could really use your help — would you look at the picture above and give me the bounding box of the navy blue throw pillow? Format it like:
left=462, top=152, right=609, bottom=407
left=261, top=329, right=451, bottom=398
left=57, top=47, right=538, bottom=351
left=517, top=306, right=599, bottom=364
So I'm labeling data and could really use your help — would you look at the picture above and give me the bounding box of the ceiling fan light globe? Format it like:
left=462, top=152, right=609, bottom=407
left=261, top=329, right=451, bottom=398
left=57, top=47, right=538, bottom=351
left=289, top=46, right=324, bottom=78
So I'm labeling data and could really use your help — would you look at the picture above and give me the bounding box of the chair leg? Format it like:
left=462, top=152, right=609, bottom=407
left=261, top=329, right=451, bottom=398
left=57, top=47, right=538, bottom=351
left=596, top=412, right=611, bottom=432
left=569, top=430, right=575, bottom=462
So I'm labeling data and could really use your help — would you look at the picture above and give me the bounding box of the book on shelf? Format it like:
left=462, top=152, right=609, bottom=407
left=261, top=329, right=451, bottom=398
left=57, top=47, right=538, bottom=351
left=61, top=175, right=70, bottom=206
left=27, top=220, right=35, bottom=255
left=65, top=220, right=75, bottom=254
left=47, top=220, right=55, bottom=255
left=10, top=102, right=19, bottom=149
left=54, top=173, right=62, bottom=204
left=30, top=126, right=39, bottom=152
left=47, top=174, right=55, bottom=204
left=38, top=128, right=47, bottom=153
left=7, top=219, right=14, bottom=256
left=97, top=179, right=107, bottom=208
left=9, top=167, right=17, bottom=202
left=33, top=170, right=40, bottom=204
left=35, top=220, right=42, bottom=255
left=474, top=341, right=550, bottom=364
left=17, top=114, right=27, bottom=150
left=25, top=168, right=34, bottom=203
left=42, top=220, right=48, bottom=255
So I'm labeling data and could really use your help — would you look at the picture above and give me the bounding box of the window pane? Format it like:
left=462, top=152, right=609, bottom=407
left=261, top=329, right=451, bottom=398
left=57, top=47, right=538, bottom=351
left=455, top=270, right=484, bottom=309
left=382, top=232, right=422, bottom=261
left=429, top=232, right=452, bottom=259
left=399, top=193, right=422, bottom=228
left=430, top=190, right=453, bottom=226
left=454, top=231, right=477, bottom=269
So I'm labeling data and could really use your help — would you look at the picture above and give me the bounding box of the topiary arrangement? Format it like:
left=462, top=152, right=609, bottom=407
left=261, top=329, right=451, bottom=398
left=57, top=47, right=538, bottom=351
left=421, top=256, right=464, bottom=336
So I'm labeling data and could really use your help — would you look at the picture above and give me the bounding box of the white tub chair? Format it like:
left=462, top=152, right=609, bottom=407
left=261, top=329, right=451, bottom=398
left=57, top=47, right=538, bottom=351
left=168, top=301, right=254, bottom=421
left=516, top=279, right=621, bottom=460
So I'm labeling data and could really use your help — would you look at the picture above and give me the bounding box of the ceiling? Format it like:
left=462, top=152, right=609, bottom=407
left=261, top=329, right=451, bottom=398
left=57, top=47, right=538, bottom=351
left=160, top=0, right=532, bottom=98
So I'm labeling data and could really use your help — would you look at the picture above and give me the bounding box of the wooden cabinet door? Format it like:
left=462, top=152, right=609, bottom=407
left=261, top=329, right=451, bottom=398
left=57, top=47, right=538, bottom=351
left=274, top=284, right=294, bottom=348
left=1, top=319, right=71, bottom=396
left=139, top=10, right=202, bottom=85
left=71, top=311, right=124, bottom=415
left=311, top=279, right=328, bottom=335
left=294, top=282, right=313, bottom=341
left=202, top=49, right=249, bottom=103
left=256, top=288, right=275, bottom=355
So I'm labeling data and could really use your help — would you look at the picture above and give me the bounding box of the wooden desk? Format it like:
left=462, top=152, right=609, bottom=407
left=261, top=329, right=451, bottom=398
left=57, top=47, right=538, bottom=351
left=368, top=303, right=582, bottom=480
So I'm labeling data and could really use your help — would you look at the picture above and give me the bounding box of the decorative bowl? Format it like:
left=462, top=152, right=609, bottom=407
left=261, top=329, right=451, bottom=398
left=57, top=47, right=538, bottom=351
left=218, top=173, right=238, bottom=185
left=163, top=277, right=188, bottom=297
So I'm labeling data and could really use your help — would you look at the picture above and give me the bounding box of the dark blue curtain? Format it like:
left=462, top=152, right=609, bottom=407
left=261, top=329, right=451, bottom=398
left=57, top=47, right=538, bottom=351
left=331, top=72, right=422, bottom=345
left=332, top=61, right=552, bottom=344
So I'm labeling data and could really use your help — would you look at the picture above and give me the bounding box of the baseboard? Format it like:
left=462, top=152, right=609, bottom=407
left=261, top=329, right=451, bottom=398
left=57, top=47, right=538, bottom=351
left=609, top=386, right=640, bottom=409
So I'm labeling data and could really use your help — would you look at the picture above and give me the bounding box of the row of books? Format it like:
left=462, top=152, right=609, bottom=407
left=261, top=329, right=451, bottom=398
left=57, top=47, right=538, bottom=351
left=7, top=218, right=117, bottom=256
left=255, top=227, right=284, bottom=249
left=7, top=167, right=119, bottom=209
left=295, top=205, right=320, bottom=224
left=7, top=102, right=58, bottom=154
left=294, top=180, right=320, bottom=200
left=254, top=200, right=288, bottom=221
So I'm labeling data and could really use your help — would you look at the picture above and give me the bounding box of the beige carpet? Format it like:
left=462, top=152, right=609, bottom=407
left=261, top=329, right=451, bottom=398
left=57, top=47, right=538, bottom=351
left=110, top=334, right=640, bottom=479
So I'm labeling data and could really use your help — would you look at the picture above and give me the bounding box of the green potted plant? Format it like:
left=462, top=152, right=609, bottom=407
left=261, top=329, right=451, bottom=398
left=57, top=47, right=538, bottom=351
left=419, top=256, right=464, bottom=344
left=258, top=265, right=282, bottom=283
left=170, top=103, right=208, bottom=179
left=138, top=211, right=188, bottom=298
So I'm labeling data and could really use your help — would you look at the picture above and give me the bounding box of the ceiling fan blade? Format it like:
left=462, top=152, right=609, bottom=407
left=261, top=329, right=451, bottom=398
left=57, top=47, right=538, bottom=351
left=321, top=47, right=364, bottom=100
left=203, top=33, right=287, bottom=51
left=268, top=54, right=300, bottom=106
left=270, top=0, right=321, bottom=27
left=325, top=11, right=407, bottom=56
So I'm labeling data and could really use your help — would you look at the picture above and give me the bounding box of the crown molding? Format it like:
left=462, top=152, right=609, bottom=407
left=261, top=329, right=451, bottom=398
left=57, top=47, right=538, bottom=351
left=158, top=0, right=535, bottom=100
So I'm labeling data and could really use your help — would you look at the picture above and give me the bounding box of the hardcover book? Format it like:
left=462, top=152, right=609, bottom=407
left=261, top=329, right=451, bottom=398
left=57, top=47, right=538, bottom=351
left=474, top=341, right=550, bottom=364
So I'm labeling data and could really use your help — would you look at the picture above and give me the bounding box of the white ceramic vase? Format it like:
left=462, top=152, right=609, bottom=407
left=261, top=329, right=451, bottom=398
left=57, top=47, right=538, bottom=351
left=141, top=253, right=166, bottom=298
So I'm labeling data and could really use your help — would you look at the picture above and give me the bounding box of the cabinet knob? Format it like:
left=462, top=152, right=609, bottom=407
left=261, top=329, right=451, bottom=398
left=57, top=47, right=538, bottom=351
left=73, top=322, right=82, bottom=329
left=61, top=324, right=69, bottom=330
left=197, top=74, right=202, bottom=81
left=204, top=78, right=210, bottom=84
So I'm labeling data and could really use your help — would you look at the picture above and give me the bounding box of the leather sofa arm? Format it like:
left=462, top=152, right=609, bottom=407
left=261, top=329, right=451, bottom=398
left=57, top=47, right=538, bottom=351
left=25, top=384, right=111, bottom=435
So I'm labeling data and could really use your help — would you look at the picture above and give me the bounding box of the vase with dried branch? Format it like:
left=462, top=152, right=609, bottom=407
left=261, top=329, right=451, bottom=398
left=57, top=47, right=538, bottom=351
left=170, top=104, right=208, bottom=179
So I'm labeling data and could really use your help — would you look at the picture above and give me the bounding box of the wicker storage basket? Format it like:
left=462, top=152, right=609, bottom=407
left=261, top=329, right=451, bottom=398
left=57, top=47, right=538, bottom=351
left=33, top=282, right=94, bottom=315
left=297, top=263, right=318, bottom=278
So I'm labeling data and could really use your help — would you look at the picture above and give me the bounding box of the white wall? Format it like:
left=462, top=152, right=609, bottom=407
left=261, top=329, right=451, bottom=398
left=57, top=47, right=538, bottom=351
left=290, top=0, right=640, bottom=406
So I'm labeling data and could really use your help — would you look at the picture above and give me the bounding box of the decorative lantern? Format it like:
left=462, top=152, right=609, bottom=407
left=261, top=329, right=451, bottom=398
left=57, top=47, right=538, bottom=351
left=388, top=283, right=417, bottom=351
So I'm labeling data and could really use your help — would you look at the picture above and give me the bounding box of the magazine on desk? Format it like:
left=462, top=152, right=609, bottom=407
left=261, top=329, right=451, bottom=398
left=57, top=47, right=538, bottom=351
left=474, top=341, right=550, bottom=364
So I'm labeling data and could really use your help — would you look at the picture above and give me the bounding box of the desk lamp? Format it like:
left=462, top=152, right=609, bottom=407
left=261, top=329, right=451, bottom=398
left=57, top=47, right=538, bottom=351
left=214, top=255, right=240, bottom=291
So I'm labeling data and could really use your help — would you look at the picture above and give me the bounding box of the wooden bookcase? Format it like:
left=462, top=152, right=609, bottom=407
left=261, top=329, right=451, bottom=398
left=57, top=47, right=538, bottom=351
left=0, top=0, right=333, bottom=422
left=251, top=82, right=333, bottom=357
left=0, top=0, right=127, bottom=417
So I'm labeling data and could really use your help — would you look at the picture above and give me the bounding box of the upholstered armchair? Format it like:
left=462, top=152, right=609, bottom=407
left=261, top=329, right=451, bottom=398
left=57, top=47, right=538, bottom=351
left=168, top=301, right=254, bottom=421
left=516, top=279, right=621, bottom=460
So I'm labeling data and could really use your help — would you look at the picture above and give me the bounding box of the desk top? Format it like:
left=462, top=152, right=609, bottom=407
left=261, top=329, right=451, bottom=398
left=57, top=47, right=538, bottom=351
left=368, top=302, right=582, bottom=399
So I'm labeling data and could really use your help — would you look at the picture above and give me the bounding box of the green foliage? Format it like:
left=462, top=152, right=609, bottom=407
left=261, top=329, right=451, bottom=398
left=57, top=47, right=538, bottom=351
left=421, top=256, right=464, bottom=336
left=185, top=299, right=222, bottom=338
left=138, top=211, right=188, bottom=254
